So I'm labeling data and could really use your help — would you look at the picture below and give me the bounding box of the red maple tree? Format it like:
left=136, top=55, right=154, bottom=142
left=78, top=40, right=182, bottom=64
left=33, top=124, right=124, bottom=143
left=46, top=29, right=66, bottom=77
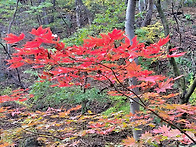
left=2, top=26, right=195, bottom=145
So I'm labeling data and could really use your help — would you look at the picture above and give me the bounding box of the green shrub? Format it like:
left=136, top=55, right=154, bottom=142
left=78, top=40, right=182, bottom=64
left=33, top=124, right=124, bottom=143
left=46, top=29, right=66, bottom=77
left=135, top=22, right=164, bottom=43
left=28, top=80, right=107, bottom=111
left=103, top=95, right=130, bottom=115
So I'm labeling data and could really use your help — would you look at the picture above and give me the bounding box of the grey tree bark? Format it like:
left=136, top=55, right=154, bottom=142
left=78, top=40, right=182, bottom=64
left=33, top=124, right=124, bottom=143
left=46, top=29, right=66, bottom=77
left=75, top=0, right=92, bottom=28
left=125, top=0, right=141, bottom=141
left=139, top=0, right=146, bottom=12
left=141, top=0, right=153, bottom=27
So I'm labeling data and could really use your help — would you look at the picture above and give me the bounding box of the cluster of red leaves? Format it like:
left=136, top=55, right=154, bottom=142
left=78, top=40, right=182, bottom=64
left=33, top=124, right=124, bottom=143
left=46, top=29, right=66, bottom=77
left=2, top=26, right=195, bottom=146
left=4, top=26, right=184, bottom=92
left=0, top=89, right=33, bottom=103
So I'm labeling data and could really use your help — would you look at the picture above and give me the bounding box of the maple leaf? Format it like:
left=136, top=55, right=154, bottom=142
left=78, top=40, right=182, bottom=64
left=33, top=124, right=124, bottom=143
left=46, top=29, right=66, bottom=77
left=141, top=131, right=159, bottom=144
left=153, top=125, right=170, bottom=134
left=157, top=35, right=170, bottom=46
left=30, top=26, right=48, bottom=36
left=122, top=136, right=136, bottom=146
left=24, top=40, right=42, bottom=48
left=155, top=79, right=173, bottom=93
left=68, top=105, right=82, bottom=112
left=4, top=33, right=25, bottom=44
left=108, top=29, right=124, bottom=40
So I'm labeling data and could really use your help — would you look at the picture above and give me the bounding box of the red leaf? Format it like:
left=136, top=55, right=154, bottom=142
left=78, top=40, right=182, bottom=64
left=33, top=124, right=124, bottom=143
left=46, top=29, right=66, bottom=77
left=138, top=75, right=166, bottom=83
left=167, top=52, right=186, bottom=58
left=24, top=40, right=42, bottom=48
left=155, top=79, right=173, bottom=93
left=157, top=35, right=170, bottom=46
left=30, top=26, right=48, bottom=36
left=4, top=33, right=25, bottom=44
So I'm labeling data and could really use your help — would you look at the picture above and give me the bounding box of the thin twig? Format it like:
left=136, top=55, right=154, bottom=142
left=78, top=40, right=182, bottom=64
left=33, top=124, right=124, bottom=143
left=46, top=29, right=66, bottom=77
left=7, top=0, right=20, bottom=54
left=171, top=2, right=182, bottom=46
left=0, top=43, right=25, bottom=88
left=100, top=66, right=196, bottom=144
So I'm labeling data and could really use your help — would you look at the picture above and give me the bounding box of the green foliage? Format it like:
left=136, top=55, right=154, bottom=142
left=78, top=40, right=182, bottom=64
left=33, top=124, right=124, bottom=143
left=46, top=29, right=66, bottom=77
left=0, top=1, right=16, bottom=24
left=62, top=0, right=126, bottom=46
left=135, top=11, right=145, bottom=19
left=91, top=0, right=126, bottom=33
left=0, top=0, right=16, bottom=6
left=135, top=22, right=164, bottom=43
left=175, top=56, right=195, bottom=81
left=62, top=27, right=94, bottom=46
left=28, top=80, right=107, bottom=110
left=24, top=69, right=39, bottom=77
left=103, top=96, right=129, bottom=115
left=189, top=77, right=196, bottom=105
left=0, top=86, right=12, bottom=95
left=185, top=14, right=192, bottom=20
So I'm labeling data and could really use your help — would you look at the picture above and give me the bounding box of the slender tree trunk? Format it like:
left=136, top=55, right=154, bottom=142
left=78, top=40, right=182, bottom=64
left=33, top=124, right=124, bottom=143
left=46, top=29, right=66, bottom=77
left=7, top=0, right=20, bottom=54
left=75, top=0, right=92, bottom=28
left=39, top=0, right=49, bottom=25
left=155, top=0, right=169, bottom=36
left=125, top=0, right=141, bottom=141
left=155, top=0, right=187, bottom=104
left=75, top=0, right=81, bottom=28
left=139, top=0, right=145, bottom=12
left=50, top=0, right=56, bottom=23
left=141, top=0, right=153, bottom=27
left=155, top=1, right=196, bottom=133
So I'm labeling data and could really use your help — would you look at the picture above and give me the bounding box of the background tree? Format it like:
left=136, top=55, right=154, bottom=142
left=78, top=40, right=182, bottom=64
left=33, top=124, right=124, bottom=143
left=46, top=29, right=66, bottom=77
left=125, top=0, right=141, bottom=141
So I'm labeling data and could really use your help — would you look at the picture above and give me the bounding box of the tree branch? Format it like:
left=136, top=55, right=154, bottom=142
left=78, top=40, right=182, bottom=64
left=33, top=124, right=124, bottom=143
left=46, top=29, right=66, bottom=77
left=185, top=76, right=196, bottom=103
left=0, top=43, right=25, bottom=89
left=100, top=63, right=196, bottom=144
left=7, top=0, right=20, bottom=54
left=155, top=0, right=186, bottom=104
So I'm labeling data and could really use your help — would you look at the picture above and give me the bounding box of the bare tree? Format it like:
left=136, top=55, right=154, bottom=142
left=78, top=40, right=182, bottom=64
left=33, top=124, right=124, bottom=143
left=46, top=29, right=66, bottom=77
left=125, top=0, right=141, bottom=141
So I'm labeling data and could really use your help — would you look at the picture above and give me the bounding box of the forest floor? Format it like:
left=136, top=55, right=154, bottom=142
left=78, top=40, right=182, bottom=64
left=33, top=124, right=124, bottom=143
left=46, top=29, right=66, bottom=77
left=0, top=6, right=196, bottom=147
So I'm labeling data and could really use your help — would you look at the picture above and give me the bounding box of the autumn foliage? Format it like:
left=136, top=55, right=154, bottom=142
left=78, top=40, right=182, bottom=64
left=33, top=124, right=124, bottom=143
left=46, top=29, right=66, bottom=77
left=0, top=26, right=195, bottom=146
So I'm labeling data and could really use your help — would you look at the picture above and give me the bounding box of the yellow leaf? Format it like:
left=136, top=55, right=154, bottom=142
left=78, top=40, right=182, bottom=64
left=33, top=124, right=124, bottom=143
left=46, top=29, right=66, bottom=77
left=50, top=115, right=58, bottom=118
left=148, top=123, right=155, bottom=127
left=88, top=110, right=93, bottom=114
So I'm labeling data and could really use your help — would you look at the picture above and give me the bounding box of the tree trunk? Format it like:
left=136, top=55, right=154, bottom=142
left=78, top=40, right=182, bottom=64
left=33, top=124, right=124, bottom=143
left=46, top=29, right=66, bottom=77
left=125, top=0, right=141, bottom=141
left=155, top=0, right=186, bottom=104
left=75, top=0, right=81, bottom=28
left=50, top=0, right=56, bottom=24
left=155, top=0, right=169, bottom=36
left=139, top=0, right=146, bottom=12
left=7, top=0, right=20, bottom=54
left=141, top=0, right=153, bottom=27
left=40, top=0, right=49, bottom=25
left=75, top=0, right=92, bottom=28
